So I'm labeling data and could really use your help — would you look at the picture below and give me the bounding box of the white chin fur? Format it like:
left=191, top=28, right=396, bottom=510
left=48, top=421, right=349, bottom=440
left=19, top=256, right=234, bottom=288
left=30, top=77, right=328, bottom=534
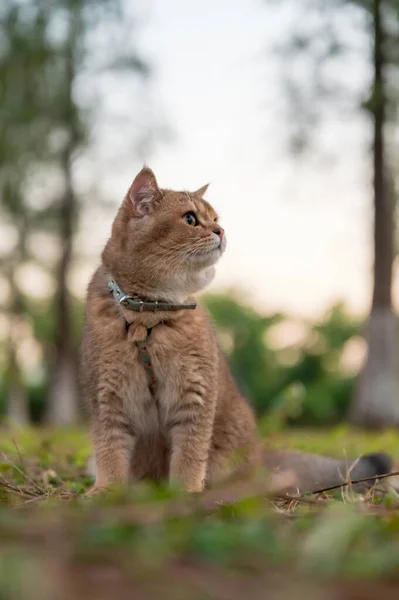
left=155, top=242, right=224, bottom=303
left=160, top=266, right=216, bottom=303
left=195, top=266, right=216, bottom=289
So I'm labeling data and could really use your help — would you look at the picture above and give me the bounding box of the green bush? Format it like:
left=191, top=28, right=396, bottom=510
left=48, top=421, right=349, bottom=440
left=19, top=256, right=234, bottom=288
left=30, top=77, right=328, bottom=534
left=204, top=294, right=361, bottom=426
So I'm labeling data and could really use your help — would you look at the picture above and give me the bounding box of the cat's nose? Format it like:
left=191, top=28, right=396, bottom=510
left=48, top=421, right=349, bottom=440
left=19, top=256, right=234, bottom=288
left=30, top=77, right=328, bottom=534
left=212, top=226, right=224, bottom=239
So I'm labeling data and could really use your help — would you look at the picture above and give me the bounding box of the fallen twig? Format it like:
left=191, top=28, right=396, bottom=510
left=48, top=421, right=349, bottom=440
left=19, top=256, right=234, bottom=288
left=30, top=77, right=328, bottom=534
left=303, top=470, right=399, bottom=496
left=2, top=451, right=45, bottom=495
left=0, top=477, right=38, bottom=499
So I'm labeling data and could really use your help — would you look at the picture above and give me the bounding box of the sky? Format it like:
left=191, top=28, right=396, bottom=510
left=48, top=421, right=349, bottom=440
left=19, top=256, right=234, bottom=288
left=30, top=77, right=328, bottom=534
left=43, top=0, right=399, bottom=318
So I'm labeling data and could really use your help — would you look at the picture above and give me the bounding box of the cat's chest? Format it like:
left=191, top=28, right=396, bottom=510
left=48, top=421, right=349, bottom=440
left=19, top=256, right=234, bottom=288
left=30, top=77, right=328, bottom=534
left=122, top=325, right=196, bottom=429
left=140, top=327, right=193, bottom=404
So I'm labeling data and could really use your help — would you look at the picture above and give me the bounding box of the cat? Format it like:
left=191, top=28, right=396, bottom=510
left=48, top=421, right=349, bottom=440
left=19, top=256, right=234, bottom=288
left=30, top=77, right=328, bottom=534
left=81, top=167, right=392, bottom=495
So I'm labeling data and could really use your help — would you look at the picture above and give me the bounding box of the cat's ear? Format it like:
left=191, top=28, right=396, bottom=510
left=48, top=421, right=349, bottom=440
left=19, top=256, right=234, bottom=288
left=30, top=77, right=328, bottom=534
left=194, top=183, right=209, bottom=197
left=127, top=167, right=161, bottom=215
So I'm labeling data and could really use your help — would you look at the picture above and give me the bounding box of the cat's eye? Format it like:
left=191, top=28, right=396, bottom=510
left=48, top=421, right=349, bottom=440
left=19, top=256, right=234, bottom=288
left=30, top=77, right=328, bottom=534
left=183, top=212, right=198, bottom=226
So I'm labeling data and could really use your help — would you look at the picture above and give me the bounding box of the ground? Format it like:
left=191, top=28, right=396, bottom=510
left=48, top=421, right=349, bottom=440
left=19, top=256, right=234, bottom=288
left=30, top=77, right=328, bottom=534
left=1, top=426, right=399, bottom=599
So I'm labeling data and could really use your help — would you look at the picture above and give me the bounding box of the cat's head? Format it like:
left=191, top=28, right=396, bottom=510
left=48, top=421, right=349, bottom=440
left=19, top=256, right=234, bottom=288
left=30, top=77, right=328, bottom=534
left=103, top=167, right=226, bottom=301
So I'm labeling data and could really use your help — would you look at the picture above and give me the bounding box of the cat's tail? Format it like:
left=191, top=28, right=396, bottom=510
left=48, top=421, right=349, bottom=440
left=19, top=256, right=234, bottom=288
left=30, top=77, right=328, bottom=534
left=263, top=449, right=393, bottom=495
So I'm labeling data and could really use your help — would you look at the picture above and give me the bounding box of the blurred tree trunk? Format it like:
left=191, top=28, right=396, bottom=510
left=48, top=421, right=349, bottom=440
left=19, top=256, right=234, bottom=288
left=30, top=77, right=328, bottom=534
left=4, top=220, right=30, bottom=427
left=349, top=0, right=399, bottom=427
left=6, top=336, right=29, bottom=427
left=6, top=274, right=29, bottom=427
left=47, top=18, right=80, bottom=425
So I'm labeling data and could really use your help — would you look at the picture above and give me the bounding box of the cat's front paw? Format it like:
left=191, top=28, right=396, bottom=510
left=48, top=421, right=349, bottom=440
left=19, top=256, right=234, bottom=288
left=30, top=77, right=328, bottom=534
left=85, top=485, right=109, bottom=497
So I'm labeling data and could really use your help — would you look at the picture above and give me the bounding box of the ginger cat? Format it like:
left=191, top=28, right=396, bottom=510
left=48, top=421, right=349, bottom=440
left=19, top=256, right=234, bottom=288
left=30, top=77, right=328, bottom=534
left=81, top=168, right=391, bottom=495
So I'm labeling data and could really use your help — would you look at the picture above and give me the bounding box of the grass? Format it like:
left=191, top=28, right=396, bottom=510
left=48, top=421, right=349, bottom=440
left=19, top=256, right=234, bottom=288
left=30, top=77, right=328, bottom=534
left=1, top=425, right=399, bottom=599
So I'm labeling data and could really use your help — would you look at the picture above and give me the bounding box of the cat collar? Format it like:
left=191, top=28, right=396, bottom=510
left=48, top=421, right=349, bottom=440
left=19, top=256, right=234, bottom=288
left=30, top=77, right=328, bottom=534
left=107, top=278, right=197, bottom=312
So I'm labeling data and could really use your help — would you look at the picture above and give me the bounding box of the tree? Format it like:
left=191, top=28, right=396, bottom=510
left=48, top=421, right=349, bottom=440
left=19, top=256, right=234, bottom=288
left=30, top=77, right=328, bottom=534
left=350, top=0, right=399, bottom=426
left=0, top=1, right=58, bottom=425
left=45, top=0, right=150, bottom=425
left=268, top=0, right=399, bottom=427
left=0, top=0, right=153, bottom=425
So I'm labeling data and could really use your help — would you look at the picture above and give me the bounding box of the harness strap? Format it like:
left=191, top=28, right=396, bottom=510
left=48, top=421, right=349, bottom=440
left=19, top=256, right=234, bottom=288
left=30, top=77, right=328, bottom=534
left=125, top=321, right=157, bottom=395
